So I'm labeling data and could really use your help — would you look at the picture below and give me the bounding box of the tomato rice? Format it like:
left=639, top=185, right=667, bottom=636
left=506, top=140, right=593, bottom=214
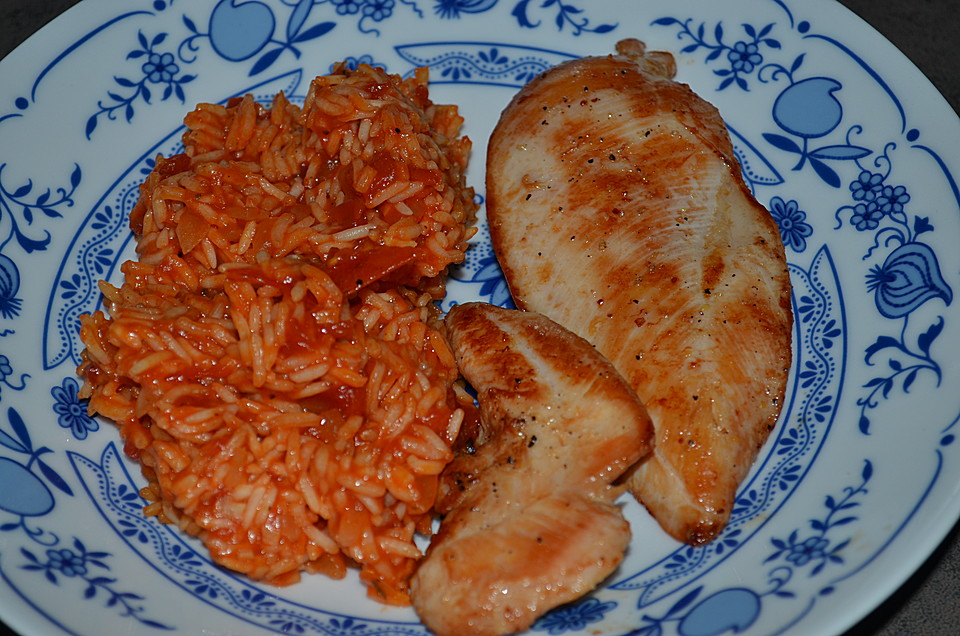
left=78, top=63, right=478, bottom=604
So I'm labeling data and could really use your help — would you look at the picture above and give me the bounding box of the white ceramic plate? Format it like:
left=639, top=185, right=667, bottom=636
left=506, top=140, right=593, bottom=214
left=2, top=1, right=959, bottom=634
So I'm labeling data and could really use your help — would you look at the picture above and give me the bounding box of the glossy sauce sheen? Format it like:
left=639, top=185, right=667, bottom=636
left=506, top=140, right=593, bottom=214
left=486, top=40, right=793, bottom=544
left=409, top=303, right=653, bottom=636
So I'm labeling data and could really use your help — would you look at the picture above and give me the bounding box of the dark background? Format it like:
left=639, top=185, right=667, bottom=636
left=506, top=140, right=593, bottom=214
left=1, top=1, right=958, bottom=635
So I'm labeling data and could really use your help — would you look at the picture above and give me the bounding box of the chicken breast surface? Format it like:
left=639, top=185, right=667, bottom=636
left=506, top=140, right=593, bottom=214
left=409, top=302, right=653, bottom=636
left=485, top=39, right=792, bottom=544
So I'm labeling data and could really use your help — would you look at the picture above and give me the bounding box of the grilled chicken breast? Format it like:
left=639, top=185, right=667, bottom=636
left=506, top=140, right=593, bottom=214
left=409, top=302, right=653, bottom=636
left=485, top=39, right=792, bottom=544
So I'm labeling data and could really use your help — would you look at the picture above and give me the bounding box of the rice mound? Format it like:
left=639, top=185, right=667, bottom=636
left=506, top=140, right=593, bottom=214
left=78, top=63, right=478, bottom=604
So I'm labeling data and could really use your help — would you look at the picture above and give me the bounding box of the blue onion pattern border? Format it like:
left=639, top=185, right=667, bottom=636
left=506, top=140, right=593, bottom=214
left=0, top=0, right=957, bottom=634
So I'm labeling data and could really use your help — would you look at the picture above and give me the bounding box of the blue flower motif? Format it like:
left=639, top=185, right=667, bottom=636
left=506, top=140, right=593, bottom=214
left=141, top=52, right=179, bottom=83
left=362, top=0, right=395, bottom=21
left=22, top=539, right=167, bottom=628
left=849, top=170, right=884, bottom=202
left=46, top=549, right=88, bottom=577
left=769, top=196, right=813, bottom=252
left=728, top=41, right=762, bottom=74
left=876, top=184, right=910, bottom=215
left=785, top=536, right=828, bottom=566
left=337, top=55, right=385, bottom=72
left=332, top=0, right=363, bottom=15
left=51, top=376, right=99, bottom=440
left=532, top=598, right=615, bottom=634
left=850, top=201, right=883, bottom=231
left=86, top=32, right=197, bottom=138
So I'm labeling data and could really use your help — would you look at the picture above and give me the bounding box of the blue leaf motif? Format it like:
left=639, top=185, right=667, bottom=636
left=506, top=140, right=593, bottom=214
left=663, top=585, right=702, bottom=618
left=292, top=22, right=335, bottom=44
left=512, top=0, right=538, bottom=28
left=287, top=0, right=313, bottom=40
left=809, top=157, right=840, bottom=188
left=8, top=407, right=31, bottom=450
left=37, top=458, right=74, bottom=496
left=913, top=216, right=934, bottom=235
left=763, top=132, right=801, bottom=154
left=249, top=47, right=284, bottom=76
left=12, top=182, right=32, bottom=198
left=864, top=335, right=900, bottom=362
left=15, top=230, right=51, bottom=253
left=0, top=423, right=28, bottom=453
left=917, top=316, right=944, bottom=355
left=790, top=53, right=805, bottom=73
left=808, top=144, right=871, bottom=161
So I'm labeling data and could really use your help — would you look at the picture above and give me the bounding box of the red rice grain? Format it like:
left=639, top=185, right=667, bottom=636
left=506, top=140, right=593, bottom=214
left=77, top=63, right=478, bottom=604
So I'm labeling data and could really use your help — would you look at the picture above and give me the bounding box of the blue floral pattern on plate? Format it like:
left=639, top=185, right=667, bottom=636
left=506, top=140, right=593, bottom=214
left=1, top=1, right=960, bottom=634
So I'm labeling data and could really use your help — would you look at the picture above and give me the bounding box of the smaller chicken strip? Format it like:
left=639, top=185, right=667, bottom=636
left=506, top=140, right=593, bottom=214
left=409, top=303, right=653, bottom=636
